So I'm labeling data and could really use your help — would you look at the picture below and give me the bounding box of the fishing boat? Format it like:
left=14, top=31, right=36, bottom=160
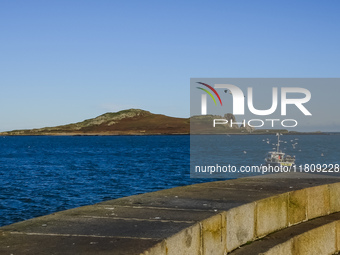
left=265, top=133, right=295, bottom=167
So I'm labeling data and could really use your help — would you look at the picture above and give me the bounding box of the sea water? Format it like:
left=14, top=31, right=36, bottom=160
left=0, top=134, right=339, bottom=226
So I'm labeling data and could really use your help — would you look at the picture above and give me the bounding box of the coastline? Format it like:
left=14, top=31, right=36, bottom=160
left=0, top=131, right=335, bottom=136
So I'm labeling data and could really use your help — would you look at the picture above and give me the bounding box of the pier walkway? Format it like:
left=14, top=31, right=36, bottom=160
left=1, top=173, right=340, bottom=254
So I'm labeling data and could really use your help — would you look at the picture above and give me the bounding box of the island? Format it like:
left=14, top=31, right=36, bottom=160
left=0, top=109, right=325, bottom=136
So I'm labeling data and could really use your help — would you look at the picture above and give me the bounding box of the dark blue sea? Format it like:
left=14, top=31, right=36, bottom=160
left=1, top=134, right=339, bottom=227
left=190, top=134, right=340, bottom=178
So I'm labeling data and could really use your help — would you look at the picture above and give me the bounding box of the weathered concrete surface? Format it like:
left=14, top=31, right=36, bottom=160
left=307, top=185, right=330, bottom=219
left=288, top=189, right=307, bottom=225
left=226, top=203, right=255, bottom=251
left=0, top=173, right=339, bottom=255
left=230, top=212, right=340, bottom=255
left=330, top=183, right=340, bottom=213
left=256, top=193, right=288, bottom=237
left=201, top=213, right=226, bottom=255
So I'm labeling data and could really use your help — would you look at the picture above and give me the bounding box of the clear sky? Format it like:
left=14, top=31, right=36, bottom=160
left=1, top=0, right=339, bottom=131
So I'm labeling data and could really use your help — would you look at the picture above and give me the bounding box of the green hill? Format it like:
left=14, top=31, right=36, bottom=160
left=0, top=109, right=190, bottom=135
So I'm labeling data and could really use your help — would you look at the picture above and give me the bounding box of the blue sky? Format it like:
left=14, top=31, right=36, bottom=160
left=1, top=0, right=339, bottom=131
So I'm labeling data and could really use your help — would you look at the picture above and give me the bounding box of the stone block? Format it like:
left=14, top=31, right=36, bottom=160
left=336, top=220, right=340, bottom=252
left=226, top=203, right=255, bottom=252
left=329, top=183, right=340, bottom=213
left=141, top=241, right=166, bottom=255
left=165, top=224, right=201, bottom=255
left=256, top=194, right=288, bottom=237
left=306, top=185, right=330, bottom=219
left=292, top=222, right=336, bottom=255
left=288, top=189, right=307, bottom=225
left=201, top=213, right=226, bottom=255
left=263, top=239, right=293, bottom=255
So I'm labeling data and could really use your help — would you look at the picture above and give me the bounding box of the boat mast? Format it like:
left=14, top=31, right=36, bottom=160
left=276, top=133, right=280, bottom=152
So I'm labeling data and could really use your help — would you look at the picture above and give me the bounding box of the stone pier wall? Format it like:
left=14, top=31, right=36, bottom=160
left=0, top=173, right=339, bottom=255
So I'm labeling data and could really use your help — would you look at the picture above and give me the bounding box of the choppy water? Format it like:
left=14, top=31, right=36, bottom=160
left=0, top=134, right=339, bottom=227
left=0, top=135, right=201, bottom=227
left=190, top=134, right=340, bottom=178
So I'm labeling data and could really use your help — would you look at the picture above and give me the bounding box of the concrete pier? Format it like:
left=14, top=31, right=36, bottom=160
left=1, top=173, right=340, bottom=254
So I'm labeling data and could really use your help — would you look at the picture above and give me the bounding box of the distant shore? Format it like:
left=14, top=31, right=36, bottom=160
left=0, top=109, right=337, bottom=136
left=0, top=131, right=335, bottom=136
